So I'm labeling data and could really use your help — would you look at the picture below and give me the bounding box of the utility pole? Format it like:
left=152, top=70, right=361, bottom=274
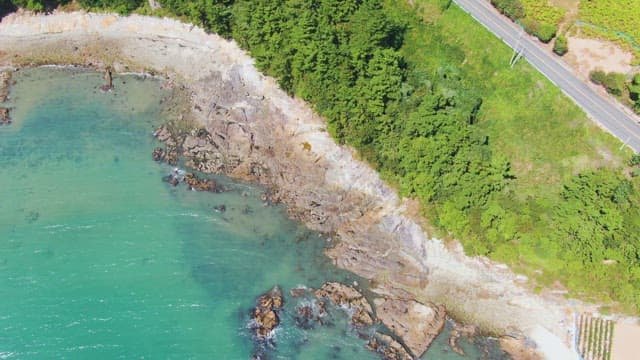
left=509, top=31, right=525, bottom=68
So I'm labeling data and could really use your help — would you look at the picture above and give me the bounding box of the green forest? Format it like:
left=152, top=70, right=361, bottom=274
left=3, top=0, right=640, bottom=313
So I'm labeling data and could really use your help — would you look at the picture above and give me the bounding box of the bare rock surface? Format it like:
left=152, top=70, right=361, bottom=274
left=499, top=335, right=542, bottom=360
left=314, top=282, right=374, bottom=327
left=374, top=298, right=446, bottom=358
left=366, top=333, right=413, bottom=360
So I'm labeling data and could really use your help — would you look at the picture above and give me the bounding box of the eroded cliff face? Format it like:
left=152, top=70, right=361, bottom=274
left=0, top=12, right=579, bottom=358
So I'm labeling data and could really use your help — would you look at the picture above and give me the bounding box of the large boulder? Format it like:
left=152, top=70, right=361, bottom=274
left=499, top=335, right=542, bottom=360
left=373, top=298, right=446, bottom=358
left=314, top=282, right=374, bottom=326
left=0, top=107, right=10, bottom=125
left=251, top=286, right=284, bottom=340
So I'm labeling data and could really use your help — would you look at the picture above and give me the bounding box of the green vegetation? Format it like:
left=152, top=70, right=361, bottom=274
left=491, top=0, right=524, bottom=19
left=490, top=0, right=564, bottom=43
left=553, top=34, right=568, bottom=56
left=591, top=70, right=640, bottom=113
left=4, top=0, right=640, bottom=312
left=77, top=0, right=142, bottom=14
left=154, top=0, right=233, bottom=36
left=579, top=0, right=640, bottom=49
left=578, top=314, right=615, bottom=360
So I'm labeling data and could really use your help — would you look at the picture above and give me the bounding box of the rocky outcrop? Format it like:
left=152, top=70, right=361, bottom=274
left=499, top=335, right=542, bottom=360
left=373, top=298, right=446, bottom=358
left=0, top=71, right=11, bottom=102
left=0, top=107, right=10, bottom=125
left=100, top=66, right=113, bottom=92
left=0, top=71, right=10, bottom=125
left=314, top=282, right=374, bottom=327
left=367, top=333, right=413, bottom=360
left=250, top=286, right=284, bottom=340
left=183, top=172, right=221, bottom=192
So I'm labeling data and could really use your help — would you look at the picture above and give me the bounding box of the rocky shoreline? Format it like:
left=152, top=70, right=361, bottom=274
left=251, top=282, right=447, bottom=360
left=0, top=11, right=582, bottom=359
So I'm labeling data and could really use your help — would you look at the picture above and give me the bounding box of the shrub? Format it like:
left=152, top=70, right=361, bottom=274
left=491, top=0, right=525, bottom=20
left=534, top=22, right=557, bottom=43
left=522, top=18, right=556, bottom=43
left=602, top=72, right=627, bottom=96
left=553, top=34, right=568, bottom=55
left=590, top=69, right=607, bottom=85
left=590, top=70, right=626, bottom=96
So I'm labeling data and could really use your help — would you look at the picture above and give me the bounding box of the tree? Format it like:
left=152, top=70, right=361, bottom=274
left=158, top=0, right=234, bottom=36
left=0, top=0, right=16, bottom=17
left=77, top=0, right=144, bottom=14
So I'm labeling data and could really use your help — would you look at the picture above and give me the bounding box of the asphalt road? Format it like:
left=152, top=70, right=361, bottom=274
left=453, top=0, right=640, bottom=153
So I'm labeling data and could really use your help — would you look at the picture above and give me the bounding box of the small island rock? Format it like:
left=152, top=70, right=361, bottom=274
left=251, top=286, right=284, bottom=340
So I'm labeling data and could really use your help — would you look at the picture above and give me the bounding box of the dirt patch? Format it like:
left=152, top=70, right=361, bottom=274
left=565, top=37, right=633, bottom=79
left=611, top=322, right=640, bottom=360
left=551, top=0, right=579, bottom=32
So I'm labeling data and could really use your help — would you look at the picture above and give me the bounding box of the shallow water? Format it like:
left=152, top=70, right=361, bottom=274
left=0, top=68, right=505, bottom=359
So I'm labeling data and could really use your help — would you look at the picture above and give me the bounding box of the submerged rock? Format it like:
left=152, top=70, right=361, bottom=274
left=250, top=286, right=284, bottom=340
left=184, top=172, right=221, bottom=192
left=152, top=147, right=166, bottom=161
left=151, top=145, right=178, bottom=165
left=314, top=282, right=374, bottom=327
left=289, top=286, right=307, bottom=297
left=448, top=322, right=478, bottom=356
left=0, top=71, right=12, bottom=102
left=293, top=299, right=327, bottom=330
left=373, top=298, right=446, bottom=358
left=0, top=107, right=11, bottom=125
left=366, top=333, right=413, bottom=360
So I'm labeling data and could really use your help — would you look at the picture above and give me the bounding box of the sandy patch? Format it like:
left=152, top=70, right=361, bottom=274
left=565, top=37, right=633, bottom=79
left=611, top=322, right=640, bottom=360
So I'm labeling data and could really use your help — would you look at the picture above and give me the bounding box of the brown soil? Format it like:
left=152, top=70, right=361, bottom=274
left=565, top=37, right=634, bottom=80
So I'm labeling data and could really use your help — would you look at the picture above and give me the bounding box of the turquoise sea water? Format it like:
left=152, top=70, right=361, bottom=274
left=0, top=68, right=504, bottom=359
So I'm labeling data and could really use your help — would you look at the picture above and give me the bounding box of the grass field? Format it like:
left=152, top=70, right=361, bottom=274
left=522, top=0, right=566, bottom=27
left=579, top=0, right=640, bottom=47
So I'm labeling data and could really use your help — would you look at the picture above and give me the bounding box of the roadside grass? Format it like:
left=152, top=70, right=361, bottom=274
left=521, top=0, right=566, bottom=27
